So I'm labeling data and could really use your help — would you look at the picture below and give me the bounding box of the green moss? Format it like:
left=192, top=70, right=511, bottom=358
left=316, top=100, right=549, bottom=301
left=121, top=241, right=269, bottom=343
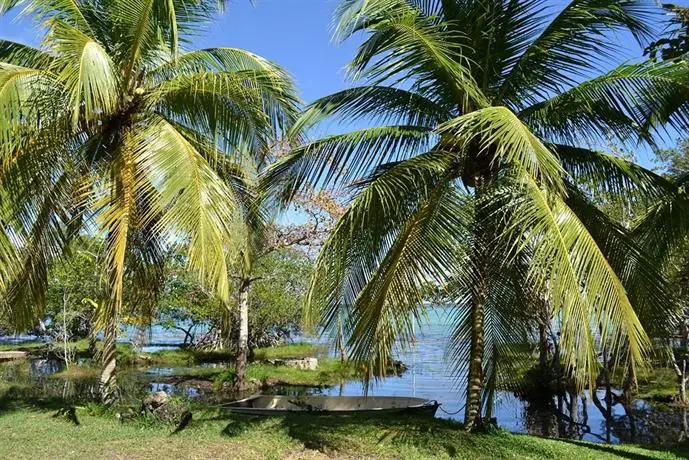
left=0, top=407, right=685, bottom=459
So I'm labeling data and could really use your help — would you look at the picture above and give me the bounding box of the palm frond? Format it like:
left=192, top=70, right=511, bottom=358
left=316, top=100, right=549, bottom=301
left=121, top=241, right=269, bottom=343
left=504, top=171, right=649, bottom=385
left=520, top=61, right=689, bottom=145
left=439, top=106, right=565, bottom=192
left=293, top=86, right=451, bottom=135
left=265, top=125, right=436, bottom=204
left=555, top=144, right=675, bottom=202
left=130, top=117, right=244, bottom=302
left=336, top=1, right=486, bottom=108
left=48, top=20, right=120, bottom=126
left=499, top=0, right=658, bottom=107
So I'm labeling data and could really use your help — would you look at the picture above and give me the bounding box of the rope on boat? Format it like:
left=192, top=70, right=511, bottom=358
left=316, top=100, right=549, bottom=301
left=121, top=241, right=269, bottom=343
left=437, top=402, right=465, bottom=416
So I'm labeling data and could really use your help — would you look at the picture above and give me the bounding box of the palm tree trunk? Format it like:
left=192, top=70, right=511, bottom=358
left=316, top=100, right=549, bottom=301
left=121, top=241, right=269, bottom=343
left=235, top=278, right=250, bottom=392
left=99, top=310, right=119, bottom=405
left=464, top=271, right=486, bottom=430
left=221, top=299, right=232, bottom=350
left=336, top=313, right=347, bottom=362
left=464, top=173, right=489, bottom=431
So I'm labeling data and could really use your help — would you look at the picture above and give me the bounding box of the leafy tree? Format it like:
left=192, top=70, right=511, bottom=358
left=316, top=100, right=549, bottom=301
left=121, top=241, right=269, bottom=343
left=0, top=0, right=298, bottom=403
left=645, top=4, right=689, bottom=61
left=157, top=252, right=220, bottom=347
left=655, top=139, right=689, bottom=177
left=241, top=247, right=312, bottom=349
left=44, top=237, right=105, bottom=355
left=271, top=0, right=688, bottom=429
left=225, top=147, right=338, bottom=389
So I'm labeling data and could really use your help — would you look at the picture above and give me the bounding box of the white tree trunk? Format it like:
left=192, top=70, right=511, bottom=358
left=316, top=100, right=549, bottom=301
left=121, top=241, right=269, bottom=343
left=235, top=279, right=250, bottom=391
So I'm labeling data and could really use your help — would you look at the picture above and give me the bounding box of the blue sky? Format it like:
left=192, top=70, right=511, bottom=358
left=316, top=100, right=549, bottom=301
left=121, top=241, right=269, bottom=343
left=0, top=0, right=685, bottom=166
left=0, top=0, right=359, bottom=104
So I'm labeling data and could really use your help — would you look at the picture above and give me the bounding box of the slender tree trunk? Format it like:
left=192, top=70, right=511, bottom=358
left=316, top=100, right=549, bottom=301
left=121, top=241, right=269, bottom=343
left=603, top=352, right=613, bottom=443
left=88, top=320, right=99, bottom=359
left=464, top=273, right=486, bottom=430
left=99, top=310, right=119, bottom=405
left=62, top=290, right=70, bottom=368
left=336, top=314, right=347, bottom=362
left=235, top=278, right=250, bottom=392
left=464, top=175, right=490, bottom=431
left=568, top=391, right=578, bottom=436
left=220, top=299, right=233, bottom=350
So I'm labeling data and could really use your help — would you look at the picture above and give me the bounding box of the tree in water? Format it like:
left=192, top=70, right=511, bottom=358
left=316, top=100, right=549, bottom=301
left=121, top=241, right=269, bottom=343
left=270, top=0, right=689, bottom=430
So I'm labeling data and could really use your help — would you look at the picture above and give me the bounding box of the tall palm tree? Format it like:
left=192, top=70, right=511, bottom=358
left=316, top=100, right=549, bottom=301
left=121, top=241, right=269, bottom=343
left=0, top=0, right=298, bottom=403
left=268, top=0, right=689, bottom=429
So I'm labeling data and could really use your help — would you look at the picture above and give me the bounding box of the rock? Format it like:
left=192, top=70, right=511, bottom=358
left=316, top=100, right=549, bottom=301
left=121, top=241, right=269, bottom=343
left=267, top=357, right=319, bottom=370
left=0, top=351, right=28, bottom=361
left=171, top=410, right=193, bottom=434
left=142, top=391, right=170, bottom=413
left=53, top=407, right=79, bottom=425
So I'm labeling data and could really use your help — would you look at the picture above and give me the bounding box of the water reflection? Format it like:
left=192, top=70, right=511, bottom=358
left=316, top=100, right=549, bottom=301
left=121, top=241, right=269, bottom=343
left=2, top=308, right=688, bottom=446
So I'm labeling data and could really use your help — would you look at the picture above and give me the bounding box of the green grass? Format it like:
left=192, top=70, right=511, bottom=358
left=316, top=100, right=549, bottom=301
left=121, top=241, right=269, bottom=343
left=253, top=343, right=326, bottom=360
left=245, top=358, right=357, bottom=386
left=0, top=407, right=685, bottom=459
left=635, top=367, right=682, bottom=402
left=147, top=358, right=358, bottom=390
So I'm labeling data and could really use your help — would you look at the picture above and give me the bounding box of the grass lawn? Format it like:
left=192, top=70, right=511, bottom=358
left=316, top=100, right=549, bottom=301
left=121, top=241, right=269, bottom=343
left=0, top=407, right=686, bottom=459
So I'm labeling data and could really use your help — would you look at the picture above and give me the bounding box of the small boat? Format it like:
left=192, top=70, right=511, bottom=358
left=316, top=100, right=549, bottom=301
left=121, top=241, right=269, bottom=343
left=222, top=395, right=439, bottom=417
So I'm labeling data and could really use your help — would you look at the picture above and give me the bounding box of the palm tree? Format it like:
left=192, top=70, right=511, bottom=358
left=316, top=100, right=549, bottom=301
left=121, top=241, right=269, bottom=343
left=268, top=0, right=689, bottom=429
left=0, top=0, right=298, bottom=403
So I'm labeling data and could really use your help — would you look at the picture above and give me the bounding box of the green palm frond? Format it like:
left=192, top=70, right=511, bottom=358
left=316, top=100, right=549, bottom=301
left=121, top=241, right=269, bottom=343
left=130, top=118, right=244, bottom=302
left=149, top=48, right=292, bottom=83
left=265, top=125, right=436, bottom=203
left=505, top=172, right=649, bottom=385
left=4, top=0, right=94, bottom=34
left=306, top=152, right=468, bottom=374
left=499, top=0, right=657, bottom=107
left=336, top=1, right=486, bottom=107
left=555, top=144, right=675, bottom=202
left=520, top=61, right=689, bottom=145
left=633, top=174, right=689, bottom=268
left=565, top=185, right=678, bottom=339
left=48, top=21, right=121, bottom=126
left=293, top=86, right=452, bottom=134
left=154, top=70, right=298, bottom=155
left=0, top=39, right=53, bottom=68
left=439, top=106, right=565, bottom=192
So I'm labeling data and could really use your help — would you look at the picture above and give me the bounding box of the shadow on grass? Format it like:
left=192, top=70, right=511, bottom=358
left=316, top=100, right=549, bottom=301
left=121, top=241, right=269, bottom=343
left=220, top=414, right=273, bottom=437
left=211, top=413, right=684, bottom=460
left=0, top=384, right=71, bottom=414
left=556, top=438, right=689, bottom=460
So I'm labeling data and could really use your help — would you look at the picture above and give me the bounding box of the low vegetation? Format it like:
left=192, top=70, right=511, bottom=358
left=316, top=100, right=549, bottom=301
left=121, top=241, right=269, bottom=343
left=0, top=407, right=687, bottom=460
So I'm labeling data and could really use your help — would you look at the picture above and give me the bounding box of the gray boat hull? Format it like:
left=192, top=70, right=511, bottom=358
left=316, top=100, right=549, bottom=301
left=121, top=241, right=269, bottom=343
left=223, top=395, right=439, bottom=417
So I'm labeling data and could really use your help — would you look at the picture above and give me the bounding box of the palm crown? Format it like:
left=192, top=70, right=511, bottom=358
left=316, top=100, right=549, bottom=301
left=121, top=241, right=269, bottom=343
left=269, top=0, right=689, bottom=427
left=0, top=0, right=299, bottom=399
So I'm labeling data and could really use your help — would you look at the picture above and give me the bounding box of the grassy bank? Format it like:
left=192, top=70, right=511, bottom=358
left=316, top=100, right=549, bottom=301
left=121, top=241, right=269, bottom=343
left=27, top=342, right=353, bottom=389
left=0, top=407, right=686, bottom=459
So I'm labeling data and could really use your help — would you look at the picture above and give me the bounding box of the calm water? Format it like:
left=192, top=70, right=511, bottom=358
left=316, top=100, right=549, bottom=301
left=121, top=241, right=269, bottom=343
left=2, top=307, right=687, bottom=445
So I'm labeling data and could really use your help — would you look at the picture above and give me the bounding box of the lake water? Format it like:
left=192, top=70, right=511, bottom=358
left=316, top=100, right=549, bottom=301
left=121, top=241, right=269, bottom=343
left=2, top=306, right=687, bottom=445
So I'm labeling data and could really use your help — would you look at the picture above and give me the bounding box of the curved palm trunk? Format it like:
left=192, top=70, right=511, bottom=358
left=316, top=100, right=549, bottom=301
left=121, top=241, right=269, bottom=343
left=235, top=278, right=250, bottom=392
left=99, top=310, right=119, bottom=405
